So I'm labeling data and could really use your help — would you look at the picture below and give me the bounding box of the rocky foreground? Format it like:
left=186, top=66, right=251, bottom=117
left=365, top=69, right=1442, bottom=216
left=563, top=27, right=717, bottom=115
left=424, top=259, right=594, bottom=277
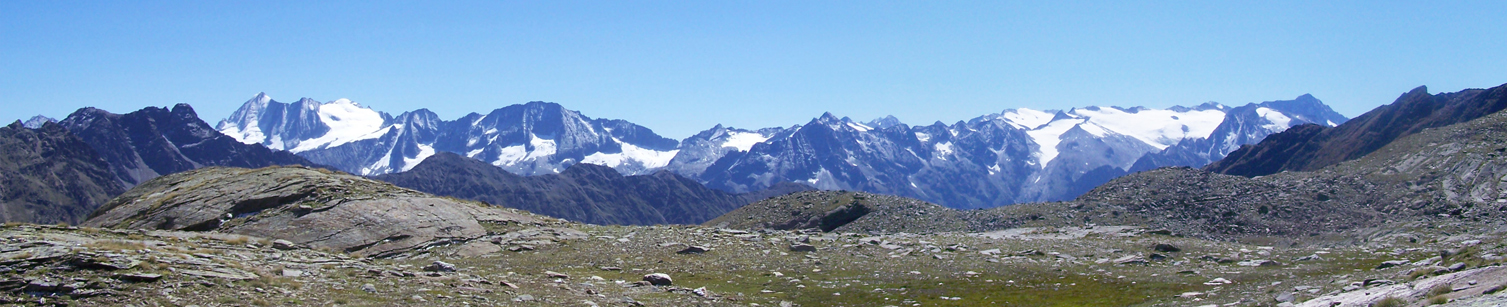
left=4, top=215, right=1507, bottom=306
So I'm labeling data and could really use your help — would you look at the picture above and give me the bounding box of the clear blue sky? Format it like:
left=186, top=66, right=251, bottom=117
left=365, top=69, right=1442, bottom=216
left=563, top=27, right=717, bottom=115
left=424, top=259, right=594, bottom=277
left=3, top=1, right=1504, bottom=139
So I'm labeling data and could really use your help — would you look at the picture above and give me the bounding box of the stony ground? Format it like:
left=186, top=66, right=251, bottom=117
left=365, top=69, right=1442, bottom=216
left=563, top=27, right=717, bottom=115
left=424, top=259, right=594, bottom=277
left=5, top=220, right=1506, bottom=307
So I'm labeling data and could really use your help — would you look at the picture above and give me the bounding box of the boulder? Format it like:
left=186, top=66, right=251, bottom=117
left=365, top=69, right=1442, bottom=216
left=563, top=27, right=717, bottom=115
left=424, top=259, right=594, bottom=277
left=271, top=239, right=297, bottom=250
left=789, top=244, right=817, bottom=252
left=677, top=246, right=711, bottom=254
left=1375, top=260, right=1409, bottom=269
left=424, top=261, right=457, bottom=272
left=1153, top=243, right=1181, bottom=253
left=1275, top=292, right=1295, bottom=303
left=643, top=273, right=672, bottom=286
left=1113, top=255, right=1148, bottom=265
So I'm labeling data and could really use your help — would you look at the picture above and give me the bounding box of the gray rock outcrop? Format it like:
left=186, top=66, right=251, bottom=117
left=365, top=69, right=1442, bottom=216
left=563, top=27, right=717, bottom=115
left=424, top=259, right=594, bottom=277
left=83, top=166, right=543, bottom=258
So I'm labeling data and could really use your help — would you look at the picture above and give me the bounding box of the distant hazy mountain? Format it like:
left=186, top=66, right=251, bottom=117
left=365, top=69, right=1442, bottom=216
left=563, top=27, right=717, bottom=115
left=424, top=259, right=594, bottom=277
left=372, top=152, right=810, bottom=225
left=219, top=92, right=1345, bottom=208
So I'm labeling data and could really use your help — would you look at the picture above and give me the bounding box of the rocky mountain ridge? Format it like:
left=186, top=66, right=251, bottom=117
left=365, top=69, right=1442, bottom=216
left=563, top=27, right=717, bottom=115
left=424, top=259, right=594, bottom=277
left=0, top=121, right=125, bottom=224
left=59, top=104, right=319, bottom=188
left=1208, top=83, right=1507, bottom=177
left=217, top=92, right=1346, bottom=208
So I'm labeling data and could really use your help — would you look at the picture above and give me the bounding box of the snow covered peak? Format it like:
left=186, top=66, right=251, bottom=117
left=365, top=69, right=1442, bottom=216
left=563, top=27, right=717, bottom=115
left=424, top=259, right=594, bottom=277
left=22, top=115, right=56, bottom=129
left=865, top=115, right=903, bottom=129
left=286, top=98, right=387, bottom=152
left=1067, top=105, right=1225, bottom=150
left=250, top=92, right=272, bottom=104
left=997, top=108, right=1056, bottom=129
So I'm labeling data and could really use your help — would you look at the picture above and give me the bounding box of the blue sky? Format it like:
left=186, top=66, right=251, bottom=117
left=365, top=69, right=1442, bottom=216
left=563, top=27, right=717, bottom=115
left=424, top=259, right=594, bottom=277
left=3, top=1, right=1504, bottom=139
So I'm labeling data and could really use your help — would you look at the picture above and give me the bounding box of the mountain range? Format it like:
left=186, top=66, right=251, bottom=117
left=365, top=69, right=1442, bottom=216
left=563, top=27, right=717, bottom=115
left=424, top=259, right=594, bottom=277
left=217, top=92, right=1347, bottom=208
left=1207, top=85, right=1507, bottom=177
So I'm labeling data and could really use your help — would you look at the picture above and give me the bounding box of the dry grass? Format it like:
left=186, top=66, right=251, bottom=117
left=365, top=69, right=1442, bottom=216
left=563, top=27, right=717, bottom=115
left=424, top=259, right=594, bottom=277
left=85, top=240, right=147, bottom=251
left=1373, top=296, right=1407, bottom=307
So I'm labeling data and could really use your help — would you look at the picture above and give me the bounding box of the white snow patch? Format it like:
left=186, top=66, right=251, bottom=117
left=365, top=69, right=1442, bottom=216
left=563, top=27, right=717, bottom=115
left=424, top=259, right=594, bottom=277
left=220, top=122, right=266, bottom=145
left=289, top=99, right=387, bottom=152
left=999, top=108, right=1055, bottom=129
left=494, top=145, right=527, bottom=166
left=530, top=136, right=558, bottom=159
left=721, top=132, right=770, bottom=152
left=491, top=134, right=559, bottom=167
left=1025, top=118, right=1088, bottom=167
left=266, top=135, right=285, bottom=152
left=914, top=132, right=931, bottom=143
left=846, top=122, right=873, bottom=132
left=1070, top=107, right=1225, bottom=150
left=1255, top=107, right=1293, bottom=132
left=582, top=139, right=680, bottom=169
left=1075, top=122, right=1109, bottom=137
left=400, top=144, right=436, bottom=172
left=466, top=148, right=484, bottom=158
left=988, top=164, right=1001, bottom=175
left=1327, top=120, right=1337, bottom=127
left=933, top=142, right=955, bottom=158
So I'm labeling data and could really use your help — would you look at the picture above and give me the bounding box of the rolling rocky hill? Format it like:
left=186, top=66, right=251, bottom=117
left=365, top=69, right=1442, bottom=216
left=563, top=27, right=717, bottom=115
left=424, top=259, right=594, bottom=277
left=1207, top=83, right=1507, bottom=177
left=372, top=152, right=809, bottom=225
left=0, top=121, right=125, bottom=224
left=83, top=166, right=556, bottom=258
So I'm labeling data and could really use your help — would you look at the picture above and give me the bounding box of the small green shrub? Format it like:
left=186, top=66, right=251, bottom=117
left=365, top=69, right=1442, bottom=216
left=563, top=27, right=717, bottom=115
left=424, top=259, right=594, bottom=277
left=1372, top=297, right=1406, bottom=307
left=1428, top=284, right=1453, bottom=297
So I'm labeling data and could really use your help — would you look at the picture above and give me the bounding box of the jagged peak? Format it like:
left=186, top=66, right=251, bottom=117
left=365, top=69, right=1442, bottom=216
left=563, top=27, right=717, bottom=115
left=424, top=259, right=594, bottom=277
left=170, top=103, right=198, bottom=117
left=294, top=97, right=320, bottom=106
left=249, top=92, right=272, bottom=104
left=817, top=112, right=841, bottom=123
left=1048, top=110, right=1077, bottom=122
left=22, top=115, right=56, bottom=129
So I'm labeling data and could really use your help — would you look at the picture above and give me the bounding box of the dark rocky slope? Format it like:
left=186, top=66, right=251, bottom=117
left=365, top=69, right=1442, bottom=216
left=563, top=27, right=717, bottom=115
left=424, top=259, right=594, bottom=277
left=373, top=152, right=810, bottom=225
left=84, top=166, right=549, bottom=258
left=59, top=104, right=319, bottom=187
left=1207, top=83, right=1507, bottom=177
left=0, top=121, right=126, bottom=224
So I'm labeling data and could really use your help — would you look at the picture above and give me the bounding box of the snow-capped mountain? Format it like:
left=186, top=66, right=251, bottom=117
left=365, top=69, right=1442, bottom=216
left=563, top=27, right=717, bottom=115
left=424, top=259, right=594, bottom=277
left=663, top=124, right=790, bottom=177
left=1128, top=94, right=1349, bottom=173
left=671, top=95, right=1348, bottom=207
left=216, top=92, right=1345, bottom=208
left=217, top=94, right=679, bottom=176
